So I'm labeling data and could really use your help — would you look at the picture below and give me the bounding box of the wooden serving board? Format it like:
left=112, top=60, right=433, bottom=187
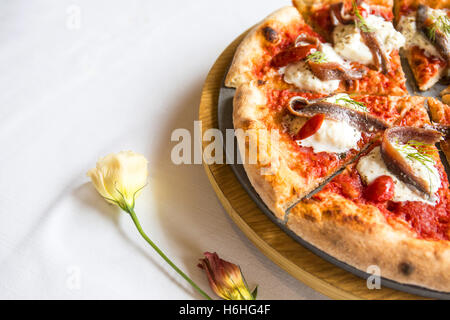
left=199, top=31, right=424, bottom=300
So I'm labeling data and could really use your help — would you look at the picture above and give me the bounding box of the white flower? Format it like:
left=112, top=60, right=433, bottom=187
left=87, top=151, right=148, bottom=212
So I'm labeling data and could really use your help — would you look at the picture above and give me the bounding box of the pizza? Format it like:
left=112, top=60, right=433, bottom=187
left=226, top=0, right=450, bottom=293
left=394, top=0, right=449, bottom=91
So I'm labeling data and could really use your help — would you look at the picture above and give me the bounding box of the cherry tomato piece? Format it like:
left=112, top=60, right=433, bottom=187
left=294, top=114, right=325, bottom=140
left=365, top=175, right=395, bottom=202
left=271, top=45, right=317, bottom=68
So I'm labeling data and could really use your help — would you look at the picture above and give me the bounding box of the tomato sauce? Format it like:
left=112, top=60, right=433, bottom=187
left=354, top=95, right=396, bottom=123
left=370, top=7, right=393, bottom=21
left=322, top=167, right=365, bottom=201
left=266, top=89, right=323, bottom=112
left=411, top=46, right=447, bottom=85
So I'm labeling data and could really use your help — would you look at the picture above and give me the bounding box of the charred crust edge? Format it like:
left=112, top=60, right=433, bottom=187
left=399, top=261, right=415, bottom=276
left=262, top=26, right=279, bottom=43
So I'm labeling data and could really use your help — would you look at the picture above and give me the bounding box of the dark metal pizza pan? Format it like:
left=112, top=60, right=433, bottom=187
left=217, top=57, right=450, bottom=299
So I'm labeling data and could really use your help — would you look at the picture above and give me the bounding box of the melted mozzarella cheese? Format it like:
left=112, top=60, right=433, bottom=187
left=397, top=14, right=441, bottom=58
left=366, top=15, right=405, bottom=52
left=321, top=42, right=347, bottom=63
left=356, top=147, right=441, bottom=205
left=333, top=24, right=373, bottom=64
left=299, top=119, right=361, bottom=154
left=283, top=44, right=344, bottom=94
left=284, top=62, right=340, bottom=94
left=333, top=15, right=405, bottom=64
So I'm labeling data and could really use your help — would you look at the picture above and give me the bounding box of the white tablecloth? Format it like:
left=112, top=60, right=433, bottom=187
left=0, top=0, right=326, bottom=299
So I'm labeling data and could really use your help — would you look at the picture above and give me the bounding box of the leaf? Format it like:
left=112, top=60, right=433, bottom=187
left=427, top=14, right=450, bottom=42
left=352, top=1, right=374, bottom=33
left=336, top=97, right=369, bottom=112
left=251, top=286, right=258, bottom=300
left=394, top=140, right=437, bottom=190
left=306, top=51, right=327, bottom=63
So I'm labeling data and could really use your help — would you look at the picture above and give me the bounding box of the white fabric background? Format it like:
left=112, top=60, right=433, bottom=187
left=0, top=0, right=327, bottom=299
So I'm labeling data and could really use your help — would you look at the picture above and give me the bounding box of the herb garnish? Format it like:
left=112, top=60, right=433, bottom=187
left=306, top=51, right=328, bottom=63
left=352, top=1, right=374, bottom=33
left=427, top=14, right=450, bottom=41
left=395, top=140, right=437, bottom=190
left=396, top=140, right=435, bottom=167
left=336, top=97, right=369, bottom=112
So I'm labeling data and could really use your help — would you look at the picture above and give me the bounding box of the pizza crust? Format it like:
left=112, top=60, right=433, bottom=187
left=429, top=96, right=450, bottom=124
left=225, top=6, right=303, bottom=88
left=428, top=97, right=450, bottom=162
left=233, top=82, right=306, bottom=219
left=287, top=192, right=450, bottom=292
left=394, top=97, right=430, bottom=127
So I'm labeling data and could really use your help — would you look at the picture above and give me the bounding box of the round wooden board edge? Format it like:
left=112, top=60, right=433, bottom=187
left=198, top=29, right=423, bottom=300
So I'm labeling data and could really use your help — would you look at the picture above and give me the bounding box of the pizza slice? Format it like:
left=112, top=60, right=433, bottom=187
left=292, top=0, right=407, bottom=95
left=394, top=0, right=450, bottom=91
left=441, top=84, right=450, bottom=105
left=225, top=4, right=406, bottom=95
left=225, top=6, right=324, bottom=89
left=233, top=82, right=424, bottom=219
left=287, top=118, right=450, bottom=291
left=428, top=97, right=450, bottom=162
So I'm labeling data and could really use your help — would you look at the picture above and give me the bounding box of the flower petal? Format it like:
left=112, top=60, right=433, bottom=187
left=87, top=151, right=148, bottom=210
left=198, top=252, right=256, bottom=300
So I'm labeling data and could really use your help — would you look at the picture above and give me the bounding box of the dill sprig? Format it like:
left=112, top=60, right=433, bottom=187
left=336, top=97, right=369, bottom=112
left=352, top=1, right=374, bottom=33
left=394, top=139, right=437, bottom=190
left=427, top=14, right=450, bottom=41
left=396, top=140, right=435, bottom=167
left=306, top=51, right=328, bottom=63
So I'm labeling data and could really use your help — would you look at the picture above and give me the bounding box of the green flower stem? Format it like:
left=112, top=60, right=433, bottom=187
left=127, top=208, right=212, bottom=300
